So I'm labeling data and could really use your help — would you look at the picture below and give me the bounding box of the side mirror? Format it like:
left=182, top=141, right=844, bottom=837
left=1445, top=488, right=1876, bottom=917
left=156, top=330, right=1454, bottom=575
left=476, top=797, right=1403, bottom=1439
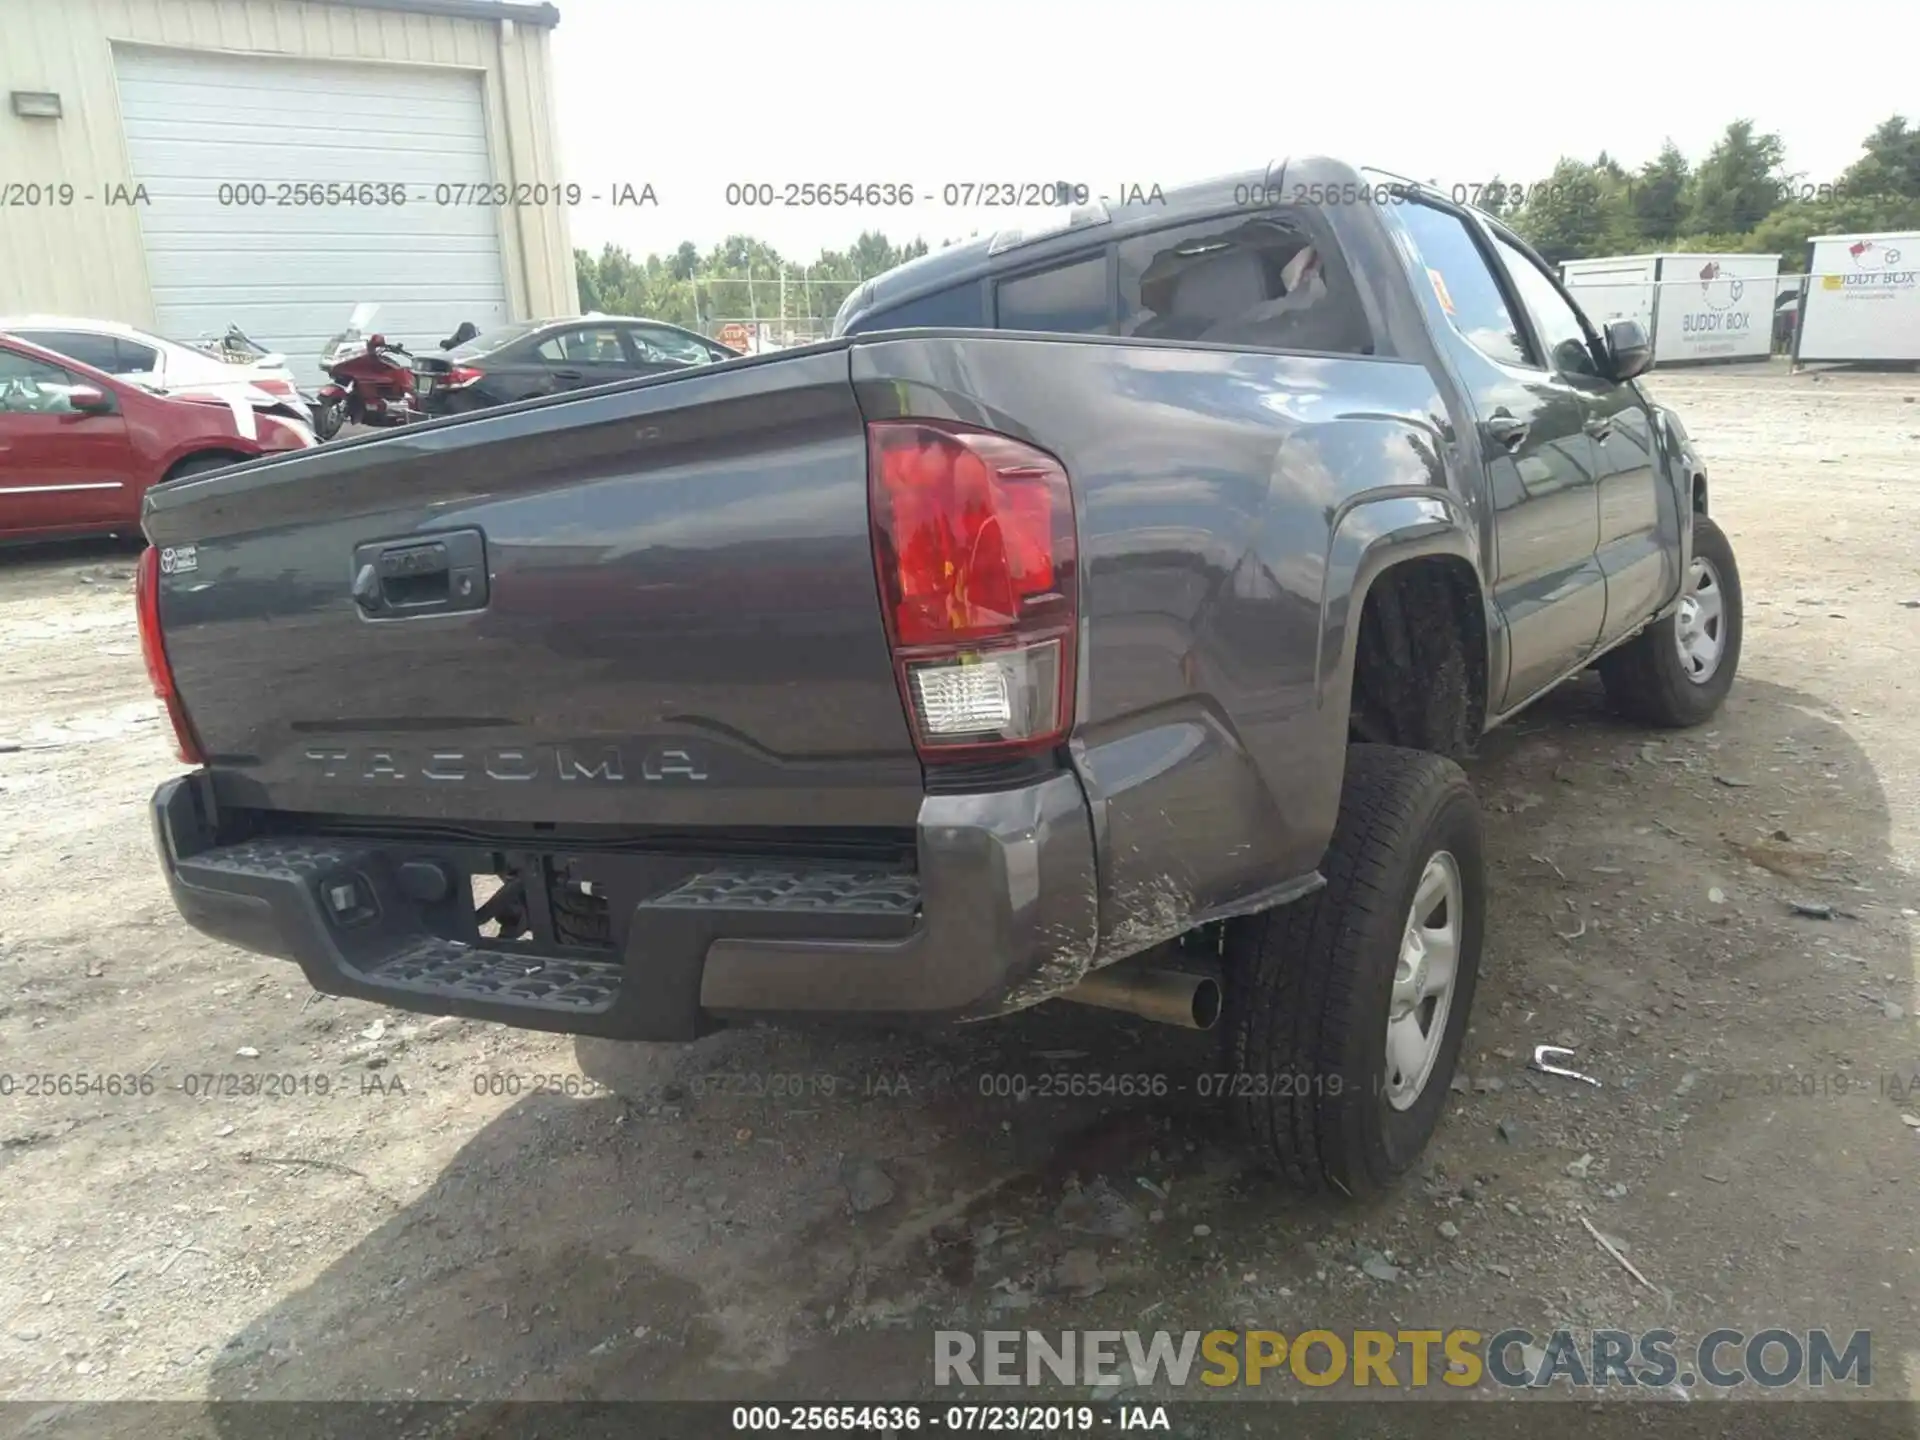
left=1604, top=319, right=1653, bottom=381
left=64, top=385, right=115, bottom=415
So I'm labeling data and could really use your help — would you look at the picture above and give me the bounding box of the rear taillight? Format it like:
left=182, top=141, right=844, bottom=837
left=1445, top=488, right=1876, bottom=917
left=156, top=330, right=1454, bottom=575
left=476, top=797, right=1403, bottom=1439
left=444, top=365, right=484, bottom=389
left=136, top=547, right=205, bottom=765
left=867, top=420, right=1078, bottom=760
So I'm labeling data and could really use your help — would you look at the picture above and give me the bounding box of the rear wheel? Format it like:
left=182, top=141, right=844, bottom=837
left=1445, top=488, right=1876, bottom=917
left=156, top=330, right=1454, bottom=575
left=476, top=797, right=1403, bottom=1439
left=1221, top=744, right=1484, bottom=1198
left=1599, top=515, right=1742, bottom=727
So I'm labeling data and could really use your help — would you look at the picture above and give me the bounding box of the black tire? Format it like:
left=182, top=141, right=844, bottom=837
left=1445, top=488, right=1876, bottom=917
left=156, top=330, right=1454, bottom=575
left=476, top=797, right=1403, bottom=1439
left=552, top=881, right=612, bottom=948
left=314, top=399, right=344, bottom=442
left=1599, top=515, right=1742, bottom=727
left=164, top=453, right=245, bottom=481
left=1221, top=744, right=1484, bottom=1199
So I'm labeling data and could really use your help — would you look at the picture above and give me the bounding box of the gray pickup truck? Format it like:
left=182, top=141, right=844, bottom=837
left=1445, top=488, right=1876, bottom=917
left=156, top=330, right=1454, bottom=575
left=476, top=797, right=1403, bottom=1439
left=139, top=158, right=1740, bottom=1199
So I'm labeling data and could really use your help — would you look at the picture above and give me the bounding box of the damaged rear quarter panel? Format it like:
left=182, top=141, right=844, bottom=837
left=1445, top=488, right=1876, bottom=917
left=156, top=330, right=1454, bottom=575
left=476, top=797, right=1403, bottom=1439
left=853, top=335, right=1459, bottom=984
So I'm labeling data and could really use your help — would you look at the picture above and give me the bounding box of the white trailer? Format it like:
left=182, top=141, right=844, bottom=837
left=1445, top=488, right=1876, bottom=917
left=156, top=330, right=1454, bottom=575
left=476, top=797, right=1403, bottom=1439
left=1560, top=252, right=1780, bottom=365
left=1794, top=232, right=1920, bottom=364
left=1560, top=255, right=1657, bottom=338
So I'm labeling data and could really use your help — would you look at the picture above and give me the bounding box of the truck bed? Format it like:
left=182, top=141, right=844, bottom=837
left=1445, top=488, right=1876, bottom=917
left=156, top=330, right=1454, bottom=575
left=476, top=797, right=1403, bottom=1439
left=144, top=345, right=922, bottom=832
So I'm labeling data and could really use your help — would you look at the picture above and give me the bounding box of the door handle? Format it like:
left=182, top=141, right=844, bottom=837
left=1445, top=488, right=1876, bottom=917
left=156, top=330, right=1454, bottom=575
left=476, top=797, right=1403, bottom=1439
left=1484, top=412, right=1530, bottom=451
left=1584, top=417, right=1613, bottom=442
left=551, top=369, right=583, bottom=381
left=351, top=529, right=488, bottom=617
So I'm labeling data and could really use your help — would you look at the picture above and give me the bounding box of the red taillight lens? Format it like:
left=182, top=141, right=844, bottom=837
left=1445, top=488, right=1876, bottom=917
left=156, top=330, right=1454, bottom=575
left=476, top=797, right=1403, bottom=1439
left=867, top=420, right=1078, bottom=759
left=136, top=547, right=205, bottom=765
left=251, top=377, right=295, bottom=398
left=445, top=365, right=484, bottom=389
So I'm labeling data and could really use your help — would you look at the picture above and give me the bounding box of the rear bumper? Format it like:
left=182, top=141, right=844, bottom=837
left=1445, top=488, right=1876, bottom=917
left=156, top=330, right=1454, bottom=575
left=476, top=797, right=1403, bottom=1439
left=149, top=770, right=1100, bottom=1040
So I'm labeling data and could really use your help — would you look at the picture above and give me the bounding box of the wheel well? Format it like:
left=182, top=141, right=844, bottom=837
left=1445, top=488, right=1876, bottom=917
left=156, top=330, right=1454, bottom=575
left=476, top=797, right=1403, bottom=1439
left=163, top=450, right=248, bottom=481
left=1692, top=472, right=1709, bottom=514
left=1347, top=556, right=1486, bottom=758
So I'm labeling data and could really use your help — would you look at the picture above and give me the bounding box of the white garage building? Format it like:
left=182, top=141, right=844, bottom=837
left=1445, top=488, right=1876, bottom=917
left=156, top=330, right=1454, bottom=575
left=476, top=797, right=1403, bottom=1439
left=0, top=0, right=576, bottom=382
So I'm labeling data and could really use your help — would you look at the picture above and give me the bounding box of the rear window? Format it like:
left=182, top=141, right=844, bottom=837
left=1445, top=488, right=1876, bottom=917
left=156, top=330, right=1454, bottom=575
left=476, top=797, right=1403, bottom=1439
left=846, top=209, right=1373, bottom=356
left=631, top=325, right=712, bottom=365
left=1117, top=215, right=1372, bottom=354
left=995, top=257, right=1112, bottom=334
left=449, top=322, right=542, bottom=359
left=848, top=283, right=986, bottom=333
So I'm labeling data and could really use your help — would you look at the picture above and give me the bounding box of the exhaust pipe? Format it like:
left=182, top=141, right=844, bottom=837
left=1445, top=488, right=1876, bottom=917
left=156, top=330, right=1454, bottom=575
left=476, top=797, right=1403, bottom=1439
left=1061, top=966, right=1222, bottom=1031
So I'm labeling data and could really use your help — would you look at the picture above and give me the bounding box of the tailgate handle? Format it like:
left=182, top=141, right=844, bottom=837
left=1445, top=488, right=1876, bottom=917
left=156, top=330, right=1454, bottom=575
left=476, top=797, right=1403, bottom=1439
left=352, top=529, right=488, bottom=618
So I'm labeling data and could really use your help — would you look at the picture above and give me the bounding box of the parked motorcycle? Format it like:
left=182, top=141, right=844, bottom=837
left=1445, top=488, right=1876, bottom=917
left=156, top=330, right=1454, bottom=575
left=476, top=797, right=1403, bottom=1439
left=313, top=303, right=418, bottom=441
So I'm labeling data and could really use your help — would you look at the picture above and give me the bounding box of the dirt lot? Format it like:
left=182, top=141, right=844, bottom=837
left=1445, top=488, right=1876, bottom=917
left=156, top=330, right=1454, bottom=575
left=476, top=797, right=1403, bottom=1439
left=3, top=362, right=1919, bottom=1434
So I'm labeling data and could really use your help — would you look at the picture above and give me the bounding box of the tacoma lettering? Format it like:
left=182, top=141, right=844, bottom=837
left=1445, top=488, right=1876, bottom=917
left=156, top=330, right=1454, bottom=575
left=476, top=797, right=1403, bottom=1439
left=301, top=745, right=706, bottom=783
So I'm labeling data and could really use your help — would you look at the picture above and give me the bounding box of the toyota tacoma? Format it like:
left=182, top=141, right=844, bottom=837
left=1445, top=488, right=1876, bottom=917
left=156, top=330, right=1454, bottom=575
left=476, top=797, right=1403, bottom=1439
left=140, top=158, right=1740, bottom=1197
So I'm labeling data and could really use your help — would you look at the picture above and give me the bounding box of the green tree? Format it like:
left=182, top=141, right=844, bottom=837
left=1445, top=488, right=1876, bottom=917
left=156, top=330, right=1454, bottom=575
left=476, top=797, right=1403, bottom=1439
left=573, top=116, right=1920, bottom=320
left=574, top=230, right=939, bottom=336
left=1510, top=158, right=1613, bottom=264
left=1685, top=120, right=1788, bottom=236
left=1744, top=116, right=1920, bottom=268
left=1840, top=115, right=1920, bottom=199
left=1469, top=175, right=1512, bottom=218
left=1629, top=142, right=1691, bottom=245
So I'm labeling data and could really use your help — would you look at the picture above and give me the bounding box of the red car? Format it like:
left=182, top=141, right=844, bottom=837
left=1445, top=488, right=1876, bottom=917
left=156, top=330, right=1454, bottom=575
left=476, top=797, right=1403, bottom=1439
left=0, top=332, right=315, bottom=544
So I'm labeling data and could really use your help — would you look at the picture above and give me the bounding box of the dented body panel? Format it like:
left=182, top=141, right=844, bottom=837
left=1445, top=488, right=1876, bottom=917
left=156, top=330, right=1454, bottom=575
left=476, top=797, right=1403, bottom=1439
left=848, top=337, right=1458, bottom=975
left=144, top=157, right=1707, bottom=1032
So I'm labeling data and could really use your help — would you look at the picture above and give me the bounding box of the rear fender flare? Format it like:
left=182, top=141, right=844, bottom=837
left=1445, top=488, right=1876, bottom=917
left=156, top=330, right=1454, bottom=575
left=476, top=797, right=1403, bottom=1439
left=1317, top=490, right=1488, bottom=725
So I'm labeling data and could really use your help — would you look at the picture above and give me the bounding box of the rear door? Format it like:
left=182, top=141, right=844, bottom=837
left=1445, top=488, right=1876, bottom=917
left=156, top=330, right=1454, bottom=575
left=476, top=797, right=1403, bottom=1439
left=533, top=324, right=645, bottom=395
left=0, top=347, right=137, bottom=534
left=1393, top=199, right=1605, bottom=711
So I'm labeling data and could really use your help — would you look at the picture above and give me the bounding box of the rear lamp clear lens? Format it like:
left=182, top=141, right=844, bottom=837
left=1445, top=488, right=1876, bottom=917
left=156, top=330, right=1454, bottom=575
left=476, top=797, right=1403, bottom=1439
left=906, top=640, right=1063, bottom=744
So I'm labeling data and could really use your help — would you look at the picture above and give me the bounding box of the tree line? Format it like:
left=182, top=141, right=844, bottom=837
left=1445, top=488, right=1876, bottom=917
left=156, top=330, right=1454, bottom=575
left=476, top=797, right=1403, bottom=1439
left=1480, top=115, right=1919, bottom=266
left=574, top=231, right=931, bottom=335
left=576, top=116, right=1920, bottom=331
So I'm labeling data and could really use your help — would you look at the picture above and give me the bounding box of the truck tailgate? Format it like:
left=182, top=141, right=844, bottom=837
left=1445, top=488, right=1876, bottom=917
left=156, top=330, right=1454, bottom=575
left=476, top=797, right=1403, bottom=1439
left=142, top=346, right=924, bottom=830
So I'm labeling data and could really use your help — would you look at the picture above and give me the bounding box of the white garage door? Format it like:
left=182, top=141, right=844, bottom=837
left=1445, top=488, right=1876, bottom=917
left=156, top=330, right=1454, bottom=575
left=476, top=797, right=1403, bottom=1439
left=114, top=47, right=511, bottom=384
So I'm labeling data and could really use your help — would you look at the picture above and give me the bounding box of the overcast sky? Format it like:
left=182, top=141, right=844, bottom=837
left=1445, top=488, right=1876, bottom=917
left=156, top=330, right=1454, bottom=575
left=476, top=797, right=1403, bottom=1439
left=550, top=0, right=1903, bottom=264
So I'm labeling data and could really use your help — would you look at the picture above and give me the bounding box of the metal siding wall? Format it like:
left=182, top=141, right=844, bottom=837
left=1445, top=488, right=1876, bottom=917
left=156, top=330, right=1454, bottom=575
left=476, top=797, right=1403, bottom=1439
left=520, top=25, right=578, bottom=317
left=0, top=0, right=568, bottom=325
left=0, top=0, right=151, bottom=320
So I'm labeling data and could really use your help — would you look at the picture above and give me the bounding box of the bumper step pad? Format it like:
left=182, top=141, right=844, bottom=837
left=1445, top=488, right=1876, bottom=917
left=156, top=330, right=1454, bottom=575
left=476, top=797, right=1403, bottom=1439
left=166, top=830, right=920, bottom=1037
left=371, top=935, right=626, bottom=1013
left=648, top=865, right=922, bottom=915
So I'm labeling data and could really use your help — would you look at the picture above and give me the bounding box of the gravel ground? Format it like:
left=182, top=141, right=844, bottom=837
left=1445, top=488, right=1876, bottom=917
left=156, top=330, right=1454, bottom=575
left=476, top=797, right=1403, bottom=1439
left=2, top=361, right=1919, bottom=1436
